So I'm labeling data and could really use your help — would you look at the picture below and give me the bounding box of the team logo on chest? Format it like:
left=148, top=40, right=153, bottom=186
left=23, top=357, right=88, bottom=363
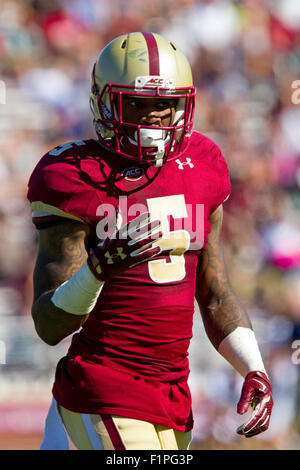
left=175, top=158, right=194, bottom=170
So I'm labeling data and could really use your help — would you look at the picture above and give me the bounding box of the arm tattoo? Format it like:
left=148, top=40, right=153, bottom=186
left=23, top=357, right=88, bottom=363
left=31, top=219, right=90, bottom=345
left=33, top=220, right=89, bottom=301
left=196, top=206, right=252, bottom=349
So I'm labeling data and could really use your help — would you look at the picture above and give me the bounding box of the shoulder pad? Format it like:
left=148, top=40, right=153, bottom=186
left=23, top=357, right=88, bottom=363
left=27, top=139, right=101, bottom=226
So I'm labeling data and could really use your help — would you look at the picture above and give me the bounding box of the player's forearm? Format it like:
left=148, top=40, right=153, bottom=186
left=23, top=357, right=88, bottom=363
left=32, top=262, right=104, bottom=345
left=32, top=291, right=87, bottom=346
left=199, top=290, right=266, bottom=378
left=199, top=287, right=252, bottom=350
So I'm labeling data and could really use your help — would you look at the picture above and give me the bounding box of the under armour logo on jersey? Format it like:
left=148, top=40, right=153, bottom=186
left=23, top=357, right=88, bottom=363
left=104, top=248, right=127, bottom=264
left=175, top=158, right=194, bottom=169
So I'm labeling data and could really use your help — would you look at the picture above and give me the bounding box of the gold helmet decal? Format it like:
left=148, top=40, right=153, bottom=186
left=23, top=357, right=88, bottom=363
left=90, top=32, right=195, bottom=166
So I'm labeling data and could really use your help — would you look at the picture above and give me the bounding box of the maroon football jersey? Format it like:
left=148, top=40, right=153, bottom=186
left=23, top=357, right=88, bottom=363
left=27, top=131, right=231, bottom=432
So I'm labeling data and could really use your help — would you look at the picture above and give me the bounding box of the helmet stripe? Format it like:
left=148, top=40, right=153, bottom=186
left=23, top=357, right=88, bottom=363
left=142, top=32, right=160, bottom=76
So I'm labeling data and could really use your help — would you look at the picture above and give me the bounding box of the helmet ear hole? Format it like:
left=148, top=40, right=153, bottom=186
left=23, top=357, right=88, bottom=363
left=170, top=42, right=177, bottom=51
left=121, top=39, right=127, bottom=49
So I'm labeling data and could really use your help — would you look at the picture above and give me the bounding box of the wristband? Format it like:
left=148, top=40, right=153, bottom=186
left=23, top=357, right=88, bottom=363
left=51, top=262, right=104, bottom=315
left=218, top=327, right=267, bottom=378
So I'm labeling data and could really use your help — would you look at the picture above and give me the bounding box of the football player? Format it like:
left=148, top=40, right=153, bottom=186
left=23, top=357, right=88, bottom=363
left=27, top=32, right=273, bottom=450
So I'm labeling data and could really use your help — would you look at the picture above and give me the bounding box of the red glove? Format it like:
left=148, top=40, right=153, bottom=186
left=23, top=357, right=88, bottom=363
left=236, top=371, right=273, bottom=438
left=87, top=212, right=162, bottom=281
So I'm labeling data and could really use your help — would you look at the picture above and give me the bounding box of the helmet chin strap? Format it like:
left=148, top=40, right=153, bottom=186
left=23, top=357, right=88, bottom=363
left=133, top=128, right=165, bottom=167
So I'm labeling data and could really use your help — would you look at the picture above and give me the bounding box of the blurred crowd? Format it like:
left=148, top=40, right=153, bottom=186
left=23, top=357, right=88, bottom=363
left=0, top=0, right=300, bottom=450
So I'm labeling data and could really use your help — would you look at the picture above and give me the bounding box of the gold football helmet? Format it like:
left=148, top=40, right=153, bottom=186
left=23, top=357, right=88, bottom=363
left=90, top=32, right=195, bottom=166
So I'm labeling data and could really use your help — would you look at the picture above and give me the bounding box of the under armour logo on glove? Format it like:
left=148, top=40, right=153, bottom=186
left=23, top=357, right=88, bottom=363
left=87, top=212, right=162, bottom=281
left=236, top=371, right=273, bottom=438
left=175, top=158, right=194, bottom=169
left=104, top=248, right=127, bottom=264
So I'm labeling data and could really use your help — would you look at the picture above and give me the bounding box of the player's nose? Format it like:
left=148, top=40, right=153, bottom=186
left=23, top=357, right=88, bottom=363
left=140, top=109, right=161, bottom=126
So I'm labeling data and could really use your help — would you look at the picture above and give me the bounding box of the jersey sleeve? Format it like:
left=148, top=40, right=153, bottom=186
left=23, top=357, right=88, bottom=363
left=203, top=138, right=231, bottom=214
left=212, top=144, right=231, bottom=212
left=27, top=141, right=95, bottom=228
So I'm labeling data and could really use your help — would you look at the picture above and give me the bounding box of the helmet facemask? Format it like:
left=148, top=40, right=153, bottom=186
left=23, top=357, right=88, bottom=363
left=91, top=76, right=195, bottom=167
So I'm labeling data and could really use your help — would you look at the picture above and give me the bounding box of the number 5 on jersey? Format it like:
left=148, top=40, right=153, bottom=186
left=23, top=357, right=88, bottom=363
left=147, top=195, right=190, bottom=284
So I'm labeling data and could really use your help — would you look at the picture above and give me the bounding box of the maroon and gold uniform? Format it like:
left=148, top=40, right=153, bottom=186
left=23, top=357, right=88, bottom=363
left=27, top=131, right=231, bottom=433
